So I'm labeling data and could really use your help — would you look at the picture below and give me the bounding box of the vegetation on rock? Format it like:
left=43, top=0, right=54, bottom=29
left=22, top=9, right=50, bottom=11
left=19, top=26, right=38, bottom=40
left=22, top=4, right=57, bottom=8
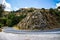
left=0, top=4, right=60, bottom=30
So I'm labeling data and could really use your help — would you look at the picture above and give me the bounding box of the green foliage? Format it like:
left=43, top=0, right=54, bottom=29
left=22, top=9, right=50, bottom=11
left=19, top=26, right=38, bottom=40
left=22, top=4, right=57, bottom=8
left=57, top=6, right=60, bottom=9
left=19, top=14, right=26, bottom=20
left=0, top=11, right=16, bottom=27
left=5, top=12, right=26, bottom=27
left=8, top=13, right=15, bottom=19
left=6, top=19, right=12, bottom=27
left=49, top=8, right=54, bottom=13
left=0, top=7, right=60, bottom=29
left=49, top=8, right=57, bottom=15
left=0, top=23, right=4, bottom=28
left=41, top=8, right=45, bottom=11
left=12, top=14, right=26, bottom=26
left=0, top=17, right=7, bottom=26
left=54, top=10, right=60, bottom=23
left=0, top=4, right=5, bottom=17
left=28, top=9, right=34, bottom=12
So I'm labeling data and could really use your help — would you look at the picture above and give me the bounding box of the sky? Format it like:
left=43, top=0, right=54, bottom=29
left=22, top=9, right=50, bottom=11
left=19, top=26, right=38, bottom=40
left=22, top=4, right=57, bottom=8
left=0, top=0, right=60, bottom=11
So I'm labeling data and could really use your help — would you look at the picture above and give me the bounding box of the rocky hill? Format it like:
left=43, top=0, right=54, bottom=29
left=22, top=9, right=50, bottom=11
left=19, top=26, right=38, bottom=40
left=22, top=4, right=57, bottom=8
left=14, top=8, right=60, bottom=30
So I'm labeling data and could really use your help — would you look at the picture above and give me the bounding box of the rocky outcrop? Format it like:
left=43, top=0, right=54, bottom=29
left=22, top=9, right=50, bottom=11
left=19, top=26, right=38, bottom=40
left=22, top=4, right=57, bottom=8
left=15, top=8, right=60, bottom=30
left=17, top=10, right=47, bottom=30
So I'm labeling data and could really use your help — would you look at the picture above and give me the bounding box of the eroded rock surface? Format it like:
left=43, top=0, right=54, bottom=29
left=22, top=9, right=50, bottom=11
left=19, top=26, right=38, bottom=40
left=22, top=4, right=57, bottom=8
left=17, top=10, right=47, bottom=29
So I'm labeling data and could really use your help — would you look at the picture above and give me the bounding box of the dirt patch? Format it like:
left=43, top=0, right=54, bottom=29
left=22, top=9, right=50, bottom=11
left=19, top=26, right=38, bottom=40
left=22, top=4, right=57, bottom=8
left=0, top=28, right=2, bottom=32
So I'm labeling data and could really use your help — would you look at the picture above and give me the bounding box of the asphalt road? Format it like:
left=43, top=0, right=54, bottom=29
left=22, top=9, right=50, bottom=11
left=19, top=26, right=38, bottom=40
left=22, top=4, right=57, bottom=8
left=0, top=32, right=60, bottom=40
left=0, top=27, right=59, bottom=40
left=3, top=27, right=60, bottom=34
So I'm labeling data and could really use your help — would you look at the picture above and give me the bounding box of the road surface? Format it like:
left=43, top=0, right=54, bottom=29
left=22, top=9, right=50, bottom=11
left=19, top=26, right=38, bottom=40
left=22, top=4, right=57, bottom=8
left=0, top=27, right=60, bottom=40
left=0, top=32, right=60, bottom=40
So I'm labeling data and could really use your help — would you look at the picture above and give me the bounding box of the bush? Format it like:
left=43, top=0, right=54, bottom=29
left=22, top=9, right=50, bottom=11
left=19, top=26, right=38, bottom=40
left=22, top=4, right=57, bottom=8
left=6, top=19, right=12, bottom=27
left=0, top=23, right=4, bottom=28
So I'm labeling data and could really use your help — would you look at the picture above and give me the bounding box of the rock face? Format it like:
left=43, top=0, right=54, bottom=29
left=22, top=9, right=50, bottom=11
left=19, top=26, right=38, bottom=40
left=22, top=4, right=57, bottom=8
left=16, top=8, right=60, bottom=30
left=17, top=10, right=47, bottom=29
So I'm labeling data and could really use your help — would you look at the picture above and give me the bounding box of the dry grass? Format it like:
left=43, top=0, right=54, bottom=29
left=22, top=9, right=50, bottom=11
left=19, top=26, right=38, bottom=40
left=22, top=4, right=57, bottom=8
left=0, top=28, right=2, bottom=32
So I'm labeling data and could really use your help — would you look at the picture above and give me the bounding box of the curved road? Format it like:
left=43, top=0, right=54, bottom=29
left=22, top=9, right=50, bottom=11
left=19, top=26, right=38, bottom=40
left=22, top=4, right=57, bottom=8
left=0, top=32, right=60, bottom=40
left=0, top=27, right=60, bottom=40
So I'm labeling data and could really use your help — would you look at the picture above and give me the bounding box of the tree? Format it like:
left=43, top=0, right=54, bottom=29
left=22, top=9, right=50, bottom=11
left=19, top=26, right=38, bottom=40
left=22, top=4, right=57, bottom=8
left=8, top=13, right=15, bottom=19
left=41, top=8, right=46, bottom=14
left=0, top=23, right=4, bottom=28
left=49, top=8, right=55, bottom=15
left=6, top=19, right=12, bottom=27
left=6, top=12, right=16, bottom=27
left=0, top=4, right=5, bottom=28
left=0, top=4, right=5, bottom=17
left=41, top=8, right=45, bottom=11
left=57, top=6, right=60, bottom=9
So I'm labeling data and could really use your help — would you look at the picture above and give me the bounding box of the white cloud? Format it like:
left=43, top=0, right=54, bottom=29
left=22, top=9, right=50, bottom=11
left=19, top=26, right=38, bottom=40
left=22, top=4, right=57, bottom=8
left=4, top=2, right=12, bottom=11
left=24, top=7, right=28, bottom=8
left=0, top=0, right=12, bottom=11
left=56, top=2, right=60, bottom=8
left=0, top=0, right=5, bottom=4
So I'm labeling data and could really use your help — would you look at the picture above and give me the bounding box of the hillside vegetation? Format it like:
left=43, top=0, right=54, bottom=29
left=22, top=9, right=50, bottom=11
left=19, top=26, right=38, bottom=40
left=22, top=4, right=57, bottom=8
left=15, top=8, right=60, bottom=30
left=0, top=4, right=60, bottom=30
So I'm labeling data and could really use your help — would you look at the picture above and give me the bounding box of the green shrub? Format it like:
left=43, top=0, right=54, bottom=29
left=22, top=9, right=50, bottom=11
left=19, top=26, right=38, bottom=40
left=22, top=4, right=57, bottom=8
left=0, top=23, right=4, bottom=28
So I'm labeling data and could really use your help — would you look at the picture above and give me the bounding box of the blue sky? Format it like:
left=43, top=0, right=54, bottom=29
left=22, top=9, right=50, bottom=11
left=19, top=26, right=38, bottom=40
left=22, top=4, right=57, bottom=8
left=5, top=0, right=60, bottom=10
